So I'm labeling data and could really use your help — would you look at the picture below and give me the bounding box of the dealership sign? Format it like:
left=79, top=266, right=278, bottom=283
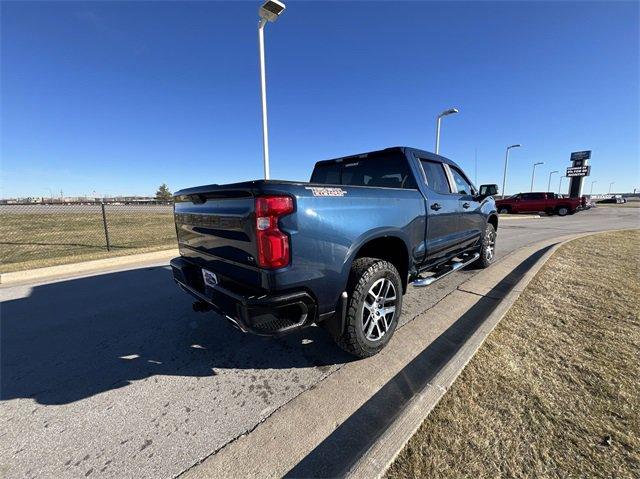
left=566, top=165, right=591, bottom=177
left=567, top=150, right=592, bottom=197
left=570, top=150, right=591, bottom=162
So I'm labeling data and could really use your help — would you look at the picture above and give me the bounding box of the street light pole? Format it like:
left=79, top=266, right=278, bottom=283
left=258, top=19, right=270, bottom=179
left=474, top=147, right=478, bottom=186
left=257, top=0, right=286, bottom=180
left=558, top=175, right=566, bottom=195
left=608, top=182, right=615, bottom=193
left=590, top=180, right=597, bottom=195
left=434, top=107, right=459, bottom=155
left=547, top=170, right=558, bottom=192
left=530, top=162, right=544, bottom=192
left=501, top=144, right=522, bottom=198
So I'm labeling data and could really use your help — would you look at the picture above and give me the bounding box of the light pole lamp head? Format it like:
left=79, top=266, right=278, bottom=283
left=534, top=162, right=544, bottom=166
left=439, top=107, right=459, bottom=118
left=259, top=0, right=286, bottom=22
left=508, top=144, right=521, bottom=150
left=551, top=170, right=559, bottom=174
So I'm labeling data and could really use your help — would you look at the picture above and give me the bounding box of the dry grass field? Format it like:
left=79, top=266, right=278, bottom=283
left=387, top=230, right=640, bottom=478
left=0, top=206, right=176, bottom=272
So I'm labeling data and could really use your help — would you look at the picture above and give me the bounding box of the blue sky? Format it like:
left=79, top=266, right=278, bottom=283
left=1, top=1, right=638, bottom=198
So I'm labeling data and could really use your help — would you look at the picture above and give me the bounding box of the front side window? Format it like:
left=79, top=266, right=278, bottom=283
left=420, top=159, right=451, bottom=194
left=449, top=166, right=473, bottom=195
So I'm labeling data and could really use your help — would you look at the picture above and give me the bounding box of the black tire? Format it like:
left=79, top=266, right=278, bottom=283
left=498, top=206, right=510, bottom=214
left=472, top=223, right=497, bottom=269
left=556, top=206, right=569, bottom=216
left=334, top=257, right=403, bottom=358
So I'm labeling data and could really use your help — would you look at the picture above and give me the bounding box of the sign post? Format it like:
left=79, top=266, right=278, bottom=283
left=567, top=150, right=591, bottom=198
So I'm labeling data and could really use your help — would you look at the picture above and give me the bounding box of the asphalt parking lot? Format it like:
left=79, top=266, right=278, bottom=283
left=1, top=207, right=638, bottom=479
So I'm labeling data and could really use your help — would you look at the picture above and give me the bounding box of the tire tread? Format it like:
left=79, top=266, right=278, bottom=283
left=335, top=257, right=400, bottom=358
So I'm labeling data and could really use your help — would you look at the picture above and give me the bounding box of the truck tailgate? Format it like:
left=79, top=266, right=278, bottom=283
left=174, top=189, right=262, bottom=289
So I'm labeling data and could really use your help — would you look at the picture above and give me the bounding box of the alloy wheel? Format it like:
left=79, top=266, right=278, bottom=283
left=486, top=229, right=496, bottom=261
left=361, top=278, right=397, bottom=341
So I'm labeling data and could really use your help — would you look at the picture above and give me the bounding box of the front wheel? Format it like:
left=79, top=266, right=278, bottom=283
left=498, top=207, right=510, bottom=214
left=473, top=223, right=497, bottom=269
left=334, top=257, right=403, bottom=358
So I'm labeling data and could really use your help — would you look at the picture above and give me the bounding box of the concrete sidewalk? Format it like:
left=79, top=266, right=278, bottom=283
left=180, top=232, right=590, bottom=479
left=0, top=249, right=178, bottom=286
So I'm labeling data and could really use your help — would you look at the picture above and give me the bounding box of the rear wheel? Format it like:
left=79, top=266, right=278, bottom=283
left=556, top=206, right=569, bottom=216
left=334, top=257, right=402, bottom=358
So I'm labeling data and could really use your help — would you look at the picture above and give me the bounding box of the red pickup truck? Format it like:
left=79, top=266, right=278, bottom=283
left=496, top=192, right=585, bottom=216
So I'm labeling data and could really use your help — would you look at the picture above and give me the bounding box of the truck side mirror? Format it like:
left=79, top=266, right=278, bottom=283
left=478, top=184, right=498, bottom=198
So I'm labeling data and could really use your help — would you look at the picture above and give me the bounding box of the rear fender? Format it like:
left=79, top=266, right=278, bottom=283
left=340, top=228, right=412, bottom=292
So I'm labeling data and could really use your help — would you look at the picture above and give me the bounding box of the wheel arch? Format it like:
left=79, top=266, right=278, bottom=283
left=347, top=233, right=411, bottom=293
left=487, top=213, right=498, bottom=231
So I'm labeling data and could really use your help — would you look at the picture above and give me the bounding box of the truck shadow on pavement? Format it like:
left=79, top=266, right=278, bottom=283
left=0, top=266, right=353, bottom=405
left=285, top=243, right=557, bottom=478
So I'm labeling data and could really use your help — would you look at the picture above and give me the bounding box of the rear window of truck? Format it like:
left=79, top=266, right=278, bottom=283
left=311, top=154, right=417, bottom=189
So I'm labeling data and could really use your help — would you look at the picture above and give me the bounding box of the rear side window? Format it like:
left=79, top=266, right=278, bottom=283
left=311, top=154, right=417, bottom=189
left=420, top=160, right=451, bottom=194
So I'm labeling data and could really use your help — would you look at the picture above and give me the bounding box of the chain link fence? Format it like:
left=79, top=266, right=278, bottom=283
left=0, top=203, right=176, bottom=273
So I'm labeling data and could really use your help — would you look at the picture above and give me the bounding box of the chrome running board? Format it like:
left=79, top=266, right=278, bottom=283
left=411, top=252, right=480, bottom=288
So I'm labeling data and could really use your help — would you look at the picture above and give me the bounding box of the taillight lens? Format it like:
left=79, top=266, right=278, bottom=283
left=255, top=196, right=294, bottom=269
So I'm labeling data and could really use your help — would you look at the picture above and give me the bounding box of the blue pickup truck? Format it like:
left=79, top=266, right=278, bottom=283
left=170, top=147, right=498, bottom=357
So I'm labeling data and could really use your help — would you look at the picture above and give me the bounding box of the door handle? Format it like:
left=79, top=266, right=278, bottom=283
left=462, top=202, right=470, bottom=209
left=430, top=203, right=442, bottom=211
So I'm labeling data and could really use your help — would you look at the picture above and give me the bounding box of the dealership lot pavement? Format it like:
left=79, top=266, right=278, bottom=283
left=1, top=208, right=638, bottom=479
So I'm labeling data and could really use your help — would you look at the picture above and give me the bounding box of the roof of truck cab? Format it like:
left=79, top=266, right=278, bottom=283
left=314, top=146, right=464, bottom=171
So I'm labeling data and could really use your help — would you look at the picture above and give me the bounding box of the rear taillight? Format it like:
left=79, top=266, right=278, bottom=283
left=255, top=196, right=294, bottom=269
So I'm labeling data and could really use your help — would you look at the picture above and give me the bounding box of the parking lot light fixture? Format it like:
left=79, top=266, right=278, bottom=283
left=547, top=170, right=559, bottom=192
left=609, top=181, right=615, bottom=194
left=501, top=144, right=522, bottom=198
left=590, top=180, right=597, bottom=195
left=530, top=162, right=544, bottom=192
left=434, top=107, right=459, bottom=155
left=257, top=0, right=286, bottom=180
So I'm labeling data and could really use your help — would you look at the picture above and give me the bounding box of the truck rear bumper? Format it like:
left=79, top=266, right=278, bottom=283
left=170, top=257, right=316, bottom=336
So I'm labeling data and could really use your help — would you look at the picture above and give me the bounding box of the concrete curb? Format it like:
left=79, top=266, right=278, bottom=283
left=179, top=232, right=600, bottom=479
left=345, top=231, right=597, bottom=479
left=499, top=214, right=541, bottom=220
left=0, top=249, right=178, bottom=286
